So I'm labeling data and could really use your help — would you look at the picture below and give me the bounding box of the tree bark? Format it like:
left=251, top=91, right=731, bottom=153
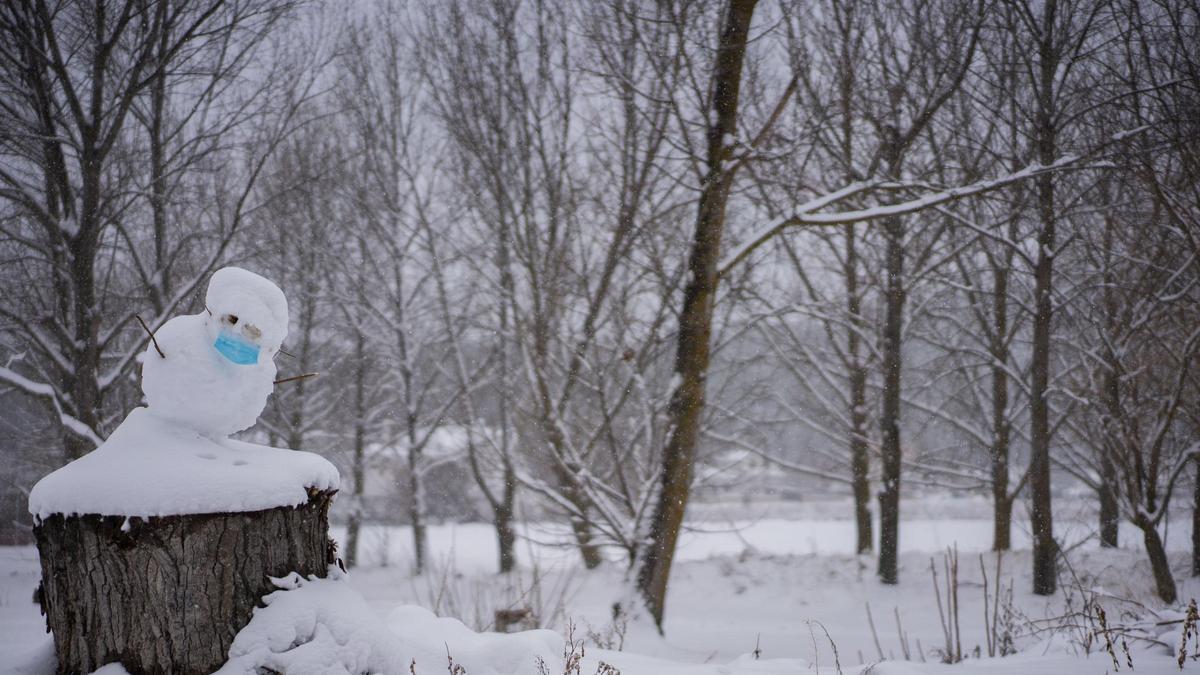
left=407, top=445, right=428, bottom=575
left=990, top=249, right=1013, bottom=551
left=570, top=511, right=604, bottom=569
left=1192, top=458, right=1200, bottom=577
left=496, top=215, right=519, bottom=575
left=496, top=486, right=516, bottom=574
left=877, top=211, right=904, bottom=585
left=345, top=330, right=367, bottom=569
left=546, top=454, right=603, bottom=569
left=344, top=510, right=362, bottom=570
left=146, top=0, right=172, bottom=313
left=846, top=224, right=873, bottom=555
left=35, top=490, right=337, bottom=675
left=1139, top=520, right=1177, bottom=603
left=876, top=123, right=906, bottom=584
left=993, top=495, right=1012, bottom=552
left=636, top=0, right=758, bottom=631
left=1098, top=462, right=1119, bottom=549
left=1028, top=0, right=1059, bottom=598
left=1098, top=213, right=1120, bottom=550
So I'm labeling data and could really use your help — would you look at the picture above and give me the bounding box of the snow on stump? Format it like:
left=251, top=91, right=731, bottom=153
left=28, top=268, right=341, bottom=675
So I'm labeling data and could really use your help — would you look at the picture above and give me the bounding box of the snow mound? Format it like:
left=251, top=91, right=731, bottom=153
left=217, top=568, right=564, bottom=675
left=214, top=567, right=816, bottom=675
left=28, top=408, right=338, bottom=519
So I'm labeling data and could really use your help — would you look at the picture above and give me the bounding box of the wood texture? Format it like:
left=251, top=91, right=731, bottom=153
left=34, top=489, right=336, bottom=675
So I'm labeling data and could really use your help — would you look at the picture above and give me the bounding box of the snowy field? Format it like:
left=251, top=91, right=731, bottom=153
left=3, top=495, right=1200, bottom=674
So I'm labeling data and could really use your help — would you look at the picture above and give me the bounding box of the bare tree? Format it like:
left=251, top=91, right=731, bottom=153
left=1060, top=0, right=1200, bottom=600
left=1069, top=210, right=1199, bottom=603
left=997, top=0, right=1113, bottom=595
left=0, top=0, right=309, bottom=461
left=637, top=0, right=766, bottom=629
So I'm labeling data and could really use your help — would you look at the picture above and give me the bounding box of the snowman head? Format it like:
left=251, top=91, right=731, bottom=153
left=204, top=267, right=289, bottom=365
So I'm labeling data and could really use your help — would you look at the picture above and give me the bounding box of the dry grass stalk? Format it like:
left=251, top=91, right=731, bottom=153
left=805, top=620, right=843, bottom=675
left=445, top=643, right=466, bottom=675
left=865, top=602, right=885, bottom=661
left=1179, top=599, right=1199, bottom=668
left=1098, top=605, right=1121, bottom=671
left=930, top=546, right=962, bottom=663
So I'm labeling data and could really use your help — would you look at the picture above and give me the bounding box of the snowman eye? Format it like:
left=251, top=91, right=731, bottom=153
left=225, top=314, right=239, bottom=326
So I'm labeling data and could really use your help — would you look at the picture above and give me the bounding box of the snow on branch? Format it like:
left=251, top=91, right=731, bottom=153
left=0, top=365, right=58, bottom=400
left=718, top=128, right=1149, bottom=278
left=0, top=366, right=103, bottom=448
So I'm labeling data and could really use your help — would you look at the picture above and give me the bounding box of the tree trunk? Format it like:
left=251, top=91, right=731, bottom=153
left=572, top=515, right=603, bottom=569
left=1139, top=521, right=1177, bottom=603
left=497, top=227, right=518, bottom=576
left=65, top=214, right=102, bottom=463
left=286, top=295, right=316, bottom=452
left=548, top=459, right=603, bottom=569
left=846, top=224, right=873, bottom=556
left=852, top=437, right=873, bottom=556
left=990, top=254, right=1012, bottom=552
left=1028, top=0, right=1059, bottom=598
left=407, top=449, right=427, bottom=576
left=1192, top=458, right=1200, bottom=576
left=1098, top=465, right=1119, bottom=549
left=345, top=331, right=367, bottom=569
left=147, top=0, right=171, bottom=313
left=345, top=514, right=362, bottom=570
left=993, top=494, right=1012, bottom=552
left=496, top=487, right=516, bottom=574
left=1098, top=192, right=1119, bottom=551
left=636, top=0, right=758, bottom=631
left=1028, top=188, right=1057, bottom=595
left=877, top=213, right=904, bottom=585
left=35, top=490, right=336, bottom=675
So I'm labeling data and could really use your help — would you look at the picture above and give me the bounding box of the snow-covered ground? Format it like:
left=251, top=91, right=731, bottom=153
left=3, top=496, right=1199, bottom=674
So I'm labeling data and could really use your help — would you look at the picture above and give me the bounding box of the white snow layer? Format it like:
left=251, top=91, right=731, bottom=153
left=216, top=567, right=565, bottom=675
left=28, top=407, right=338, bottom=520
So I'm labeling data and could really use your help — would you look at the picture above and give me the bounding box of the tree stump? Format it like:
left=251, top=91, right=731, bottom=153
left=34, top=488, right=337, bottom=675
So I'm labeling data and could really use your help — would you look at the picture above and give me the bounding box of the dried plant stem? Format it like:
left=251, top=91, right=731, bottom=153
left=865, top=602, right=885, bottom=662
left=894, top=607, right=911, bottom=660
left=949, top=546, right=961, bottom=662
left=931, top=546, right=962, bottom=663
left=805, top=620, right=843, bottom=675
left=981, top=554, right=993, bottom=657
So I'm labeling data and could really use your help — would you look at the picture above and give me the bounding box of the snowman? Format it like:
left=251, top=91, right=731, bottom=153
left=29, top=266, right=338, bottom=521
left=141, top=267, right=289, bottom=438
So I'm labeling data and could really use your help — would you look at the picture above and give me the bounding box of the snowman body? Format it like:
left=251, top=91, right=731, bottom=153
left=141, top=267, right=288, bottom=438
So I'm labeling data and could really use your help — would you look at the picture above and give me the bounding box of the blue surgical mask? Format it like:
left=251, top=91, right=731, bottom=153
left=214, top=330, right=261, bottom=365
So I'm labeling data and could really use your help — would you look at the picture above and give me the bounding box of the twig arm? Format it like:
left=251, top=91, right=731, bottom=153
left=136, top=315, right=165, bottom=359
